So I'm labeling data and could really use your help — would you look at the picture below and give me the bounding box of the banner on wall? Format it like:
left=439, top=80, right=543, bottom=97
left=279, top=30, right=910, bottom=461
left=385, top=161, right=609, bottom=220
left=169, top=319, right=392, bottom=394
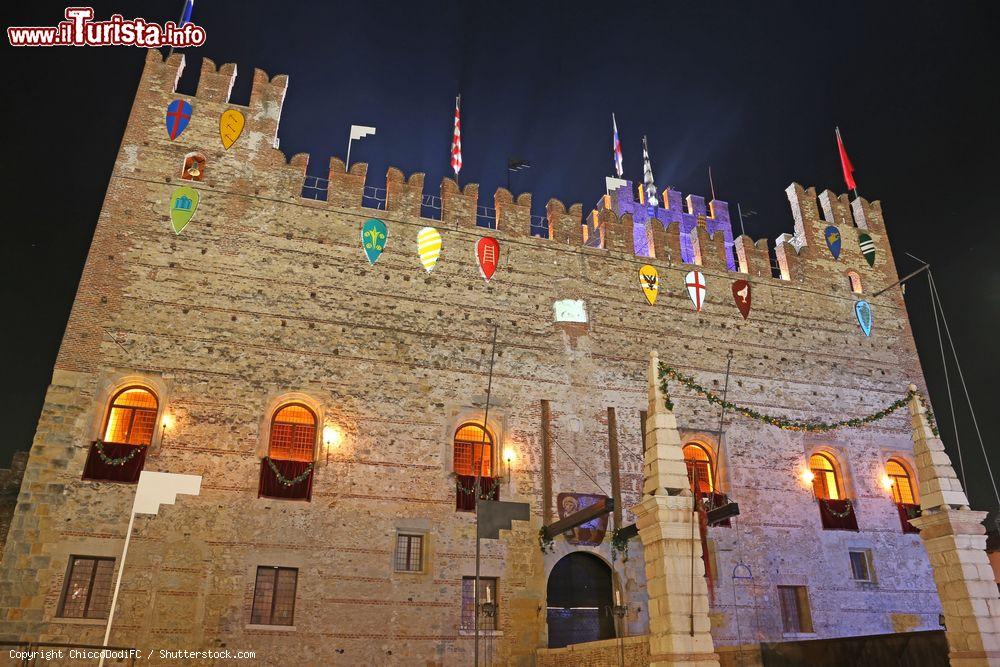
left=556, top=493, right=610, bottom=546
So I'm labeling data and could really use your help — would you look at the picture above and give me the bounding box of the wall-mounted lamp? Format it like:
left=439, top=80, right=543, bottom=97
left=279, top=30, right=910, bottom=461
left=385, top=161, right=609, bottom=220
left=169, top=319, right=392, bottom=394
left=801, top=469, right=815, bottom=486
left=323, top=425, right=342, bottom=447
left=880, top=474, right=895, bottom=493
left=503, top=447, right=516, bottom=489
left=161, top=414, right=175, bottom=431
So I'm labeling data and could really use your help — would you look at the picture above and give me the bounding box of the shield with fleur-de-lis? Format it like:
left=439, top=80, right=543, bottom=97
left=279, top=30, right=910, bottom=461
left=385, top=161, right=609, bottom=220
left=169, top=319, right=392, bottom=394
left=361, top=218, right=388, bottom=264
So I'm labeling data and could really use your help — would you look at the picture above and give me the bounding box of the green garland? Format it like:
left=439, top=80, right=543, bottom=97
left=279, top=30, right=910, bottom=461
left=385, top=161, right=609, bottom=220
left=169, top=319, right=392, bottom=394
left=538, top=528, right=555, bottom=554
left=658, top=362, right=940, bottom=435
left=265, top=457, right=314, bottom=486
left=610, top=527, right=630, bottom=563
left=95, top=441, right=143, bottom=466
left=456, top=477, right=502, bottom=498
left=820, top=498, right=854, bottom=518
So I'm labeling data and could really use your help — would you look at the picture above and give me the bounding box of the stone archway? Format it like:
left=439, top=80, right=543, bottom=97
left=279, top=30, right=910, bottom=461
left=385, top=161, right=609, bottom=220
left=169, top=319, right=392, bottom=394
left=546, top=551, right=616, bottom=648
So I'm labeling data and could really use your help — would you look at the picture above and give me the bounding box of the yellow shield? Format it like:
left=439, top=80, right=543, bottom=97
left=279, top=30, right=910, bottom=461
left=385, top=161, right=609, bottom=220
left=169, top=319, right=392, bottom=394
left=220, top=109, right=245, bottom=149
left=638, top=265, right=659, bottom=305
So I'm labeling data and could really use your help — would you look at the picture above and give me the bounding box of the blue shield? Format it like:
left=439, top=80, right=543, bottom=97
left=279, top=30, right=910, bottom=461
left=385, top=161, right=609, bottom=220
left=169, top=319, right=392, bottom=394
left=855, top=300, right=872, bottom=336
left=166, top=99, right=193, bottom=140
left=824, top=225, right=841, bottom=260
left=361, top=218, right=388, bottom=264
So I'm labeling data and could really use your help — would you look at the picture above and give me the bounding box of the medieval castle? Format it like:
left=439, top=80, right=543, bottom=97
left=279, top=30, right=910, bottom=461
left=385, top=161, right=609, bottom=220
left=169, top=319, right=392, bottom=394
left=1, top=50, right=997, bottom=666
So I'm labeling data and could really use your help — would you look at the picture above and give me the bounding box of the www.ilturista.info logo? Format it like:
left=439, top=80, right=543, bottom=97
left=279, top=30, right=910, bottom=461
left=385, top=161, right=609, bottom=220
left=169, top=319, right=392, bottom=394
left=8, top=7, right=206, bottom=48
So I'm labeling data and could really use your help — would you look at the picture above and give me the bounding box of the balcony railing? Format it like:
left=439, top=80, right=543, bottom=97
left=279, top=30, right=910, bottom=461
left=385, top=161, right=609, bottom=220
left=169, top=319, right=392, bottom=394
left=896, top=502, right=921, bottom=533
left=259, top=457, right=314, bottom=501
left=455, top=474, right=500, bottom=512
left=817, top=498, right=859, bottom=531
left=82, top=441, right=148, bottom=483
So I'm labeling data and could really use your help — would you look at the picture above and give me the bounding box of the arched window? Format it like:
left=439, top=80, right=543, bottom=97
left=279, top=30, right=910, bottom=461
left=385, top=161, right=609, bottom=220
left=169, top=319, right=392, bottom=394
left=181, top=153, right=206, bottom=181
left=453, top=423, right=492, bottom=477
left=683, top=443, right=714, bottom=494
left=102, top=387, right=158, bottom=446
left=847, top=271, right=862, bottom=294
left=268, top=404, right=317, bottom=462
left=809, top=453, right=842, bottom=500
left=886, top=459, right=917, bottom=504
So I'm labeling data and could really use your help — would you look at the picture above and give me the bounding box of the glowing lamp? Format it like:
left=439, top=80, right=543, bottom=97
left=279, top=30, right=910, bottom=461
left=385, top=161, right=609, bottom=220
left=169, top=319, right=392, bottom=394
left=161, top=414, right=175, bottom=431
left=881, top=475, right=894, bottom=492
left=802, top=470, right=815, bottom=485
left=503, top=447, right=516, bottom=464
left=323, top=425, right=342, bottom=447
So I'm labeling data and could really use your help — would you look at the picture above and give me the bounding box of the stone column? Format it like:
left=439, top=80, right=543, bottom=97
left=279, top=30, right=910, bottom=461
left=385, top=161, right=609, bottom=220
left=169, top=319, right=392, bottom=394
left=906, top=386, right=1000, bottom=666
left=630, top=350, right=720, bottom=667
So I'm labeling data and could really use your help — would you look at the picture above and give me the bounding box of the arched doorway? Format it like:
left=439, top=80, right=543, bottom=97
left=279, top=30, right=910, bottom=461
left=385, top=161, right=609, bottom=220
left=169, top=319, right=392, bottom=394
left=546, top=552, right=616, bottom=648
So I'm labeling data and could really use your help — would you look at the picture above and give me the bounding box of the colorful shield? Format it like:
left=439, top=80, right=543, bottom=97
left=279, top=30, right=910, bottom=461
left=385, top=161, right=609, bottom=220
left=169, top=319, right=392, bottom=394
left=685, top=270, right=706, bottom=311
left=416, top=227, right=442, bottom=272
left=165, top=99, right=193, bottom=140
left=824, top=225, right=842, bottom=260
left=638, top=265, right=659, bottom=305
left=476, top=237, right=500, bottom=282
left=219, top=109, right=245, bottom=149
left=732, top=279, right=751, bottom=319
left=858, top=233, right=876, bottom=267
left=169, top=186, right=199, bottom=234
left=361, top=218, right=388, bottom=264
left=855, top=300, right=873, bottom=336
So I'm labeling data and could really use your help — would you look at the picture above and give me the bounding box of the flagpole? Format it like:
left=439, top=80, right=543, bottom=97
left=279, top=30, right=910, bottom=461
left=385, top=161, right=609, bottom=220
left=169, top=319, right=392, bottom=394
left=709, top=166, right=716, bottom=201
left=345, top=135, right=353, bottom=173
left=98, top=509, right=137, bottom=667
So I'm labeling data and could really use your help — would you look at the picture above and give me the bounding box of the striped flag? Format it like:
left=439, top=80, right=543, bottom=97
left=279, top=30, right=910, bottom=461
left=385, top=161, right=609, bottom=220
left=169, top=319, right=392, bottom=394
left=612, top=114, right=623, bottom=177
left=642, top=135, right=658, bottom=207
left=450, top=96, right=462, bottom=176
left=836, top=126, right=856, bottom=192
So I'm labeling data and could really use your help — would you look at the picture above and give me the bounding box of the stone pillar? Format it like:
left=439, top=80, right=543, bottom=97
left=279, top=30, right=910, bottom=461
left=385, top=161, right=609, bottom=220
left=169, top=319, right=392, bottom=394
left=906, top=386, right=1000, bottom=666
left=630, top=351, right=720, bottom=667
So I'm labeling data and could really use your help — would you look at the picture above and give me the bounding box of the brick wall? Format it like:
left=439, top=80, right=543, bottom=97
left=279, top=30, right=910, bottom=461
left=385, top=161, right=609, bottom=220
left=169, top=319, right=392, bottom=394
left=0, top=51, right=942, bottom=665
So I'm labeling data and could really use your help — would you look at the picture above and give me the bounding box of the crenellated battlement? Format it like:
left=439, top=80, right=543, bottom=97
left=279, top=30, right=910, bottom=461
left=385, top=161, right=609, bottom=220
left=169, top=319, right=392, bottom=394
left=130, top=52, right=899, bottom=299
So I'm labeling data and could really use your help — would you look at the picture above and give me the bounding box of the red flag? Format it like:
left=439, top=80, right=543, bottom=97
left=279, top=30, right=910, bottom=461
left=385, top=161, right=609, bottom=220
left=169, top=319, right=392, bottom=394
left=450, top=96, right=462, bottom=176
left=836, top=127, right=856, bottom=192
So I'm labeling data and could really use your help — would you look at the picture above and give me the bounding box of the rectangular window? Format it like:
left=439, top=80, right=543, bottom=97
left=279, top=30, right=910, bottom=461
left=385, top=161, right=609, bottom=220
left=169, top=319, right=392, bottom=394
left=394, top=534, right=424, bottom=572
left=849, top=550, right=874, bottom=582
left=250, top=566, right=298, bottom=626
left=58, top=556, right=115, bottom=619
left=777, top=585, right=813, bottom=634
left=461, top=576, right=497, bottom=631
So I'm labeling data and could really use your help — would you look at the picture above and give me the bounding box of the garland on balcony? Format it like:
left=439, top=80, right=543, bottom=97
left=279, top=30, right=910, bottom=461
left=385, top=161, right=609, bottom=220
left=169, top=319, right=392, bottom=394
left=265, top=457, right=314, bottom=486
left=820, top=498, right=855, bottom=518
left=95, top=441, right=143, bottom=466
left=610, top=527, right=630, bottom=563
left=658, top=363, right=940, bottom=435
left=455, top=477, right=502, bottom=498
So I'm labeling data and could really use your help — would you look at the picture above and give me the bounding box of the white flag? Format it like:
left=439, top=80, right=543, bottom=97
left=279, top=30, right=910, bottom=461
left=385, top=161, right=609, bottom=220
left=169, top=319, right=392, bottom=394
left=350, top=125, right=376, bottom=141
left=132, top=471, right=202, bottom=515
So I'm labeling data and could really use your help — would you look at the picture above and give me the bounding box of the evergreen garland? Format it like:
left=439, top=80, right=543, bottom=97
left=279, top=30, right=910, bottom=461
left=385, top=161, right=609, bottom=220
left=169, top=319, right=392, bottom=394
left=538, top=528, right=555, bottom=554
left=265, top=457, right=314, bottom=486
left=95, top=441, right=143, bottom=466
left=455, top=477, right=502, bottom=498
left=610, top=527, right=630, bottom=562
left=658, top=362, right=940, bottom=435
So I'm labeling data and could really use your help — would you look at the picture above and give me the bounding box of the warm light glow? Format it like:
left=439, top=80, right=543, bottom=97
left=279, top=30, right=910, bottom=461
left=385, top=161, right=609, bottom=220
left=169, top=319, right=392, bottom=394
left=503, top=447, right=516, bottom=463
left=323, top=425, right=342, bottom=447
left=802, top=470, right=815, bottom=485
left=161, top=414, right=175, bottom=431
left=881, top=475, right=895, bottom=492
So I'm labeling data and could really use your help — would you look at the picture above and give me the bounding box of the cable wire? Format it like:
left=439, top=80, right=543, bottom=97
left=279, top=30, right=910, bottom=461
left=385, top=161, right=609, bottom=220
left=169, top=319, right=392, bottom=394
left=927, top=271, right=967, bottom=493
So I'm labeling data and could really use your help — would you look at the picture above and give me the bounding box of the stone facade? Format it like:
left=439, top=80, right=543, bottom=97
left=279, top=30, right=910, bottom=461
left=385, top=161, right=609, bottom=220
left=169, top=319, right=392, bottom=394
left=0, top=51, right=949, bottom=665
left=0, top=452, right=28, bottom=552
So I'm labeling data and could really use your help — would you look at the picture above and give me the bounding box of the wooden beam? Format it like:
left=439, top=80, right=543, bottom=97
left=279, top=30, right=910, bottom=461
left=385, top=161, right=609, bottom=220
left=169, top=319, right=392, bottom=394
left=608, top=407, right=622, bottom=529
left=541, top=399, right=553, bottom=526
left=542, top=496, right=614, bottom=540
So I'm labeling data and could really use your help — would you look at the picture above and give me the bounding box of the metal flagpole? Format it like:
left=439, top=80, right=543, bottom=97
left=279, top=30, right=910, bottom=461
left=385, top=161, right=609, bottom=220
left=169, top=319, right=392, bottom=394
left=474, top=324, right=499, bottom=667
left=98, top=510, right=137, bottom=667
left=737, top=203, right=746, bottom=237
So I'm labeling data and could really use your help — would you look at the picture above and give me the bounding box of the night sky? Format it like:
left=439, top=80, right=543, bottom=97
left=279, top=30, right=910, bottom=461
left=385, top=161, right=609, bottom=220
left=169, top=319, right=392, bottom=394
left=2, top=1, right=997, bottom=511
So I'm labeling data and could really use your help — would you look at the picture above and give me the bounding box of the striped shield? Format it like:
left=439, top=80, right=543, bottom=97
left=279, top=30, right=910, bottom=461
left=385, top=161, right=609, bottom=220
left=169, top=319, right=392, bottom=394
left=858, top=233, right=876, bottom=267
